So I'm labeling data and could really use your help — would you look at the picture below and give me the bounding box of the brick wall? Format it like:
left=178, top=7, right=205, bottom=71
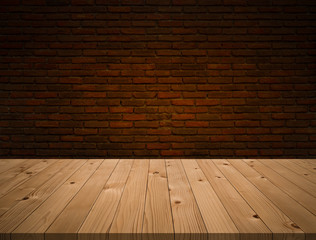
left=1, top=0, right=316, bottom=158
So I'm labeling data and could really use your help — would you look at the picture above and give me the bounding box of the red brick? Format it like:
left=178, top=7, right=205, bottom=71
left=147, top=143, right=170, bottom=150
left=85, top=107, right=108, bottom=113
left=2, top=3, right=315, bottom=159
left=123, top=114, right=146, bottom=121
left=221, top=99, right=246, bottom=105
left=34, top=92, right=57, bottom=98
left=110, top=122, right=133, bottom=128
left=110, top=107, right=133, bottom=113
left=84, top=121, right=109, bottom=128
left=185, top=121, right=208, bottom=127
left=35, top=121, right=59, bottom=127
left=196, top=99, right=220, bottom=106
left=135, top=121, right=159, bottom=128
left=172, top=114, right=195, bottom=120
left=147, top=129, right=171, bottom=135
left=109, top=136, right=133, bottom=143
left=172, top=99, right=194, bottom=106
left=161, top=150, right=184, bottom=156
left=72, top=99, right=96, bottom=106
left=235, top=150, right=258, bottom=156
left=172, top=143, right=194, bottom=149
left=211, top=136, right=234, bottom=142
left=61, top=136, right=83, bottom=142
left=74, top=128, right=98, bottom=135
left=158, top=92, right=181, bottom=98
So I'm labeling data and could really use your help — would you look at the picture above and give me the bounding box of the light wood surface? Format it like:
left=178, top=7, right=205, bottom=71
left=46, top=159, right=118, bottom=240
left=142, top=160, right=173, bottom=240
left=197, top=159, right=271, bottom=240
left=0, top=159, right=315, bottom=240
left=275, top=159, right=316, bottom=184
left=181, top=159, right=238, bottom=240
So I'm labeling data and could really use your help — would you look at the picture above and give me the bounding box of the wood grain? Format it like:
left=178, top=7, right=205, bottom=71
left=0, top=159, right=315, bottom=240
left=109, top=159, right=149, bottom=240
left=166, top=159, right=207, bottom=240
left=0, top=160, right=84, bottom=240
left=247, top=159, right=316, bottom=215
left=197, top=159, right=272, bottom=240
left=229, top=160, right=316, bottom=235
left=182, top=159, right=239, bottom=240
left=260, top=159, right=316, bottom=197
left=46, top=159, right=118, bottom=240
left=275, top=159, right=316, bottom=184
left=214, top=159, right=304, bottom=240
left=0, top=159, right=54, bottom=198
left=142, top=159, right=173, bottom=240
left=12, top=159, right=103, bottom=240
left=78, top=159, right=134, bottom=240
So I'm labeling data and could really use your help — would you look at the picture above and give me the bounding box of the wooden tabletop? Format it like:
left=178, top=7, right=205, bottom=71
left=0, top=159, right=315, bottom=240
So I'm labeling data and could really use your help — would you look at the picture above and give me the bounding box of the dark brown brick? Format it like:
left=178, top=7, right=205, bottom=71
left=1, top=1, right=315, bottom=158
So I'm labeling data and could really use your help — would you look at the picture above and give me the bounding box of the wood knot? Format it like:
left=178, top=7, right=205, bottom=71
left=70, top=181, right=75, bottom=184
left=215, top=176, right=221, bottom=178
left=250, top=165, right=254, bottom=167
left=304, top=173, right=308, bottom=176
left=175, top=200, right=181, bottom=204
left=291, top=223, right=300, bottom=229
left=153, top=171, right=159, bottom=175
left=253, top=214, right=259, bottom=219
left=261, top=176, right=265, bottom=179
left=198, top=179, right=203, bottom=182
left=195, top=168, right=198, bottom=169
left=313, top=168, right=316, bottom=170
left=26, top=171, right=32, bottom=174
left=223, top=163, right=229, bottom=165
left=22, top=196, right=29, bottom=200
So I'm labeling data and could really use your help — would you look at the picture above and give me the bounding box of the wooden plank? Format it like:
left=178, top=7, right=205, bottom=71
left=0, top=159, right=39, bottom=184
left=304, top=159, right=316, bottom=167
left=260, top=159, right=316, bottom=198
left=230, top=160, right=316, bottom=240
left=142, top=160, right=174, bottom=240
left=213, top=159, right=304, bottom=240
left=0, top=160, right=70, bottom=216
left=45, top=159, right=118, bottom=240
left=166, top=159, right=207, bottom=240
left=197, top=160, right=271, bottom=240
left=108, top=159, right=149, bottom=240
left=0, top=160, right=55, bottom=198
left=78, top=159, right=134, bottom=240
left=0, top=160, right=85, bottom=240
left=182, top=159, right=239, bottom=240
left=291, top=159, right=316, bottom=173
left=12, top=159, right=103, bottom=240
left=274, top=159, right=316, bottom=184
left=246, top=159, right=316, bottom=215
left=0, top=159, right=27, bottom=175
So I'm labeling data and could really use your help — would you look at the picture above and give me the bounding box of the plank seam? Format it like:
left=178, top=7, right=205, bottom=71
left=256, top=159, right=316, bottom=217
left=207, top=159, right=274, bottom=235
left=8, top=160, right=87, bottom=237
left=75, top=159, right=126, bottom=238
left=164, top=159, right=176, bottom=240
left=43, top=159, right=106, bottom=238
left=228, top=160, right=306, bottom=235
left=106, top=159, right=136, bottom=236
left=179, top=159, right=208, bottom=238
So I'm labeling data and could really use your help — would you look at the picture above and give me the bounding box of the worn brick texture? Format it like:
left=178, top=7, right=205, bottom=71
left=0, top=0, right=315, bottom=158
